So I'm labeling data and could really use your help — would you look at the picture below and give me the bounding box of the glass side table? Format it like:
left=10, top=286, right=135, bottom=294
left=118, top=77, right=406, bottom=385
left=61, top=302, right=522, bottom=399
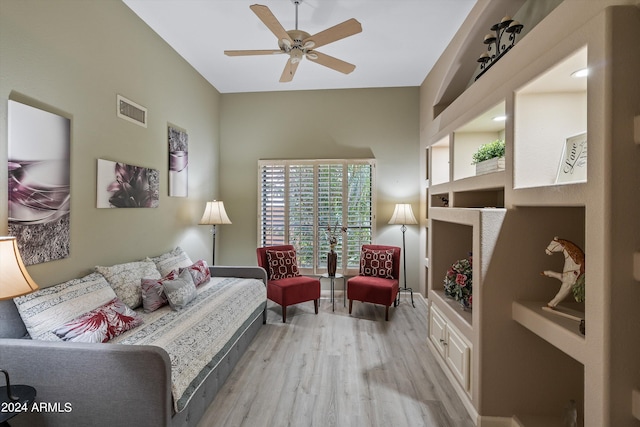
left=321, top=273, right=345, bottom=312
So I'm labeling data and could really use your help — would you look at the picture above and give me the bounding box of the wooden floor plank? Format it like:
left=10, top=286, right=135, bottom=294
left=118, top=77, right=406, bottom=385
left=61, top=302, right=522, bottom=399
left=197, top=294, right=474, bottom=427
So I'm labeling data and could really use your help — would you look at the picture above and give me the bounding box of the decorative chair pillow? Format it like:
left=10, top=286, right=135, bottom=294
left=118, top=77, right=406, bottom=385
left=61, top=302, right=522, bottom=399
left=148, top=247, right=194, bottom=277
left=359, top=248, right=395, bottom=279
left=53, top=297, right=143, bottom=343
left=164, top=269, right=198, bottom=310
left=179, top=259, right=210, bottom=287
left=266, top=249, right=300, bottom=280
left=141, top=270, right=177, bottom=313
left=95, top=260, right=161, bottom=309
left=13, top=272, right=117, bottom=341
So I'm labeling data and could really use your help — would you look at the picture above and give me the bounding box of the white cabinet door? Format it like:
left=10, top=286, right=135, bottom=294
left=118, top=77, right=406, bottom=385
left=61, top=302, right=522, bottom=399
left=429, top=306, right=447, bottom=357
left=445, top=326, right=471, bottom=391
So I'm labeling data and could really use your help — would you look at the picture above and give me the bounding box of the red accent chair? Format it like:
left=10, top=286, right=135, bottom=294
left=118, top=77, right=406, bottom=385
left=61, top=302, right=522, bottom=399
left=347, top=245, right=401, bottom=321
left=257, top=245, right=320, bottom=323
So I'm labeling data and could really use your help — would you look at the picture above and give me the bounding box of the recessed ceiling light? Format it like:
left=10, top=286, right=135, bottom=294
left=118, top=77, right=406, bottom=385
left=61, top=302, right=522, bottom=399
left=571, top=68, right=588, bottom=78
left=492, top=115, right=507, bottom=122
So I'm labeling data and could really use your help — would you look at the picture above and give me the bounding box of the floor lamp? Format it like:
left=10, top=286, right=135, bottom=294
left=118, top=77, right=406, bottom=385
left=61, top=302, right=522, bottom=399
left=199, top=200, right=232, bottom=266
left=0, top=237, right=38, bottom=424
left=389, top=203, right=418, bottom=307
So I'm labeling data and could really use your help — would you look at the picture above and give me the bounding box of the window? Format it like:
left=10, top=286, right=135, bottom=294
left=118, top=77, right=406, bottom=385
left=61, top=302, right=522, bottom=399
left=259, top=159, right=376, bottom=275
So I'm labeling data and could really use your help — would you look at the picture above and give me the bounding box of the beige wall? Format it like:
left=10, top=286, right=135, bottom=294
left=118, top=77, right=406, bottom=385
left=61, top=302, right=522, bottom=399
left=218, top=88, right=421, bottom=290
left=0, top=2, right=422, bottom=291
left=0, top=0, right=221, bottom=286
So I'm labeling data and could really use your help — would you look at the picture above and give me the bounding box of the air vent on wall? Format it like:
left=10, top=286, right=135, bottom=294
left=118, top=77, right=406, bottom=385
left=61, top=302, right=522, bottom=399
left=117, top=94, right=147, bottom=127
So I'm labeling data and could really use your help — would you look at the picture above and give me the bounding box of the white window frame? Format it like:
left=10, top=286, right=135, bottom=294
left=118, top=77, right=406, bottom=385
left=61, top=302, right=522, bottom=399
left=258, top=159, right=376, bottom=276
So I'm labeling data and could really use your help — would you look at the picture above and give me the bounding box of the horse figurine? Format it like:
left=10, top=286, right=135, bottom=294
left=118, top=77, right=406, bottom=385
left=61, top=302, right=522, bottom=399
left=542, top=237, right=585, bottom=307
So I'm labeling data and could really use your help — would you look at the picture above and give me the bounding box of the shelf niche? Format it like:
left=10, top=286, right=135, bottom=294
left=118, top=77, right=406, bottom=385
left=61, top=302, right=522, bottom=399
left=430, top=136, right=450, bottom=185
left=453, top=102, right=506, bottom=181
left=514, top=46, right=588, bottom=189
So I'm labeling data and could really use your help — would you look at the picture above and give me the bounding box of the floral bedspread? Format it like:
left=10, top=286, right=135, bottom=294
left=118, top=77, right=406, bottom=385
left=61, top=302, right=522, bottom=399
left=110, top=276, right=266, bottom=412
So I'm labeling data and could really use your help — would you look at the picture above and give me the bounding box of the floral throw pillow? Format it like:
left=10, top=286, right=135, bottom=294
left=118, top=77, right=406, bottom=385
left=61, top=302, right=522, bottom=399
left=53, top=298, right=143, bottom=343
left=140, top=270, right=177, bottom=313
left=148, top=247, right=194, bottom=277
left=266, top=250, right=300, bottom=280
left=95, top=260, right=161, bottom=309
left=360, top=248, right=395, bottom=279
left=164, top=269, right=198, bottom=310
left=179, top=259, right=210, bottom=287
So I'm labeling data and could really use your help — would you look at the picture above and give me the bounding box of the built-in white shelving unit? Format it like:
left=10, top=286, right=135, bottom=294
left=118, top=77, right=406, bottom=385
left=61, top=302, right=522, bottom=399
left=420, top=3, right=640, bottom=426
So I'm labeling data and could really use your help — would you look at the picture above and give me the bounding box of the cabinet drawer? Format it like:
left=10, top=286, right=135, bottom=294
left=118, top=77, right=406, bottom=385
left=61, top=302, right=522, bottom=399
left=446, top=326, right=471, bottom=391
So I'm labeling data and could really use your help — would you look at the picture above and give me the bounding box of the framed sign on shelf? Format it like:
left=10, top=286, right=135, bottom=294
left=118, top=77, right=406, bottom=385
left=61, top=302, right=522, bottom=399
left=556, top=132, right=587, bottom=184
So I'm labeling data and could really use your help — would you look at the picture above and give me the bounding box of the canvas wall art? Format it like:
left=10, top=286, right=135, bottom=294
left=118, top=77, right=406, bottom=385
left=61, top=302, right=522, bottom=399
left=168, top=126, right=188, bottom=197
left=8, top=100, right=71, bottom=265
left=96, top=159, right=159, bottom=208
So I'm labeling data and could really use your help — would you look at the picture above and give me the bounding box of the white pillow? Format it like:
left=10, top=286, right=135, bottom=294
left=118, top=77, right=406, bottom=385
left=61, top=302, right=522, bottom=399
left=148, top=247, right=194, bottom=277
left=95, top=260, right=161, bottom=309
left=13, top=272, right=116, bottom=341
left=164, top=268, right=198, bottom=310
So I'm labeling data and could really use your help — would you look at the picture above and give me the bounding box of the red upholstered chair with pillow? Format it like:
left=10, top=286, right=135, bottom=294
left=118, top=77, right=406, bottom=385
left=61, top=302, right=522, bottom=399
left=347, top=245, right=401, bottom=321
left=256, top=245, right=321, bottom=323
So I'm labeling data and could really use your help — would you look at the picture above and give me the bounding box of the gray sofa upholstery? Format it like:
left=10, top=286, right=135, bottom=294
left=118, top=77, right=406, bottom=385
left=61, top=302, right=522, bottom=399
left=0, top=265, right=267, bottom=427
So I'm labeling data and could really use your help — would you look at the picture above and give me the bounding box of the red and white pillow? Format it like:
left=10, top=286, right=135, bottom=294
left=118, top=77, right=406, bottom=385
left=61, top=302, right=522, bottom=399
left=53, top=297, right=143, bottom=343
left=179, top=259, right=210, bottom=287
left=266, top=250, right=300, bottom=280
left=141, top=270, right=177, bottom=313
left=360, top=248, right=395, bottom=279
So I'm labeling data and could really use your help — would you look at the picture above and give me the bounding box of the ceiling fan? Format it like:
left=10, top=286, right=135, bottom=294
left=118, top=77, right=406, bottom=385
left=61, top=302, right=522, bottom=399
left=224, top=1, right=362, bottom=82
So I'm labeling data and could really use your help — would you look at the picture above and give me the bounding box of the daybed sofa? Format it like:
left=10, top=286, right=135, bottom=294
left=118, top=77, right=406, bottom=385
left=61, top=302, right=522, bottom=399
left=0, top=248, right=267, bottom=427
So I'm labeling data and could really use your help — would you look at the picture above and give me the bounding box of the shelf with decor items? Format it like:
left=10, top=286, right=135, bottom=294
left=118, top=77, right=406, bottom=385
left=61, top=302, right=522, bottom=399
left=427, top=207, right=506, bottom=417
left=420, top=4, right=640, bottom=425
left=452, top=101, right=506, bottom=182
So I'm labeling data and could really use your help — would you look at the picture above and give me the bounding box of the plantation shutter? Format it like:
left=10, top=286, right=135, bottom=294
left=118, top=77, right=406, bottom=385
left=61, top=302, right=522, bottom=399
left=346, top=163, right=373, bottom=268
left=288, top=164, right=315, bottom=268
left=259, top=164, right=286, bottom=246
left=258, top=159, right=375, bottom=275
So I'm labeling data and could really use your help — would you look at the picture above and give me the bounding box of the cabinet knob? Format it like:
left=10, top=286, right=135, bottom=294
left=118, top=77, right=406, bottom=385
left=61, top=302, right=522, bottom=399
left=439, top=339, right=447, bottom=346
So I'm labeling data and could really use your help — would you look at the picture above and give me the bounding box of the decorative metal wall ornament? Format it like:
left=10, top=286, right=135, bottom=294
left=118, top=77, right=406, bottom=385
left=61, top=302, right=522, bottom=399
left=475, top=16, right=524, bottom=81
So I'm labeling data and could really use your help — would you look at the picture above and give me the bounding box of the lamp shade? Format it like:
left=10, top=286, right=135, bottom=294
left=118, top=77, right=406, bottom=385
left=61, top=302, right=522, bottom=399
left=199, top=201, right=232, bottom=225
left=0, top=236, right=39, bottom=300
left=388, top=203, right=418, bottom=225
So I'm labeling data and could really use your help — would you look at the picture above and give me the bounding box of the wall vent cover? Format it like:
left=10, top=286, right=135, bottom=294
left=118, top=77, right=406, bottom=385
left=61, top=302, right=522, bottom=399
left=117, top=94, right=147, bottom=127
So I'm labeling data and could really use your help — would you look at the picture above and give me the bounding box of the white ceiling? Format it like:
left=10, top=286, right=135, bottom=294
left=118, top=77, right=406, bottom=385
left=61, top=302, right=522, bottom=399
left=123, top=0, right=477, bottom=94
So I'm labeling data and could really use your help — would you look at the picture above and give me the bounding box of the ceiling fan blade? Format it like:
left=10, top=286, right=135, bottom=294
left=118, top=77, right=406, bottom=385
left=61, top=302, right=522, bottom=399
left=279, top=59, right=299, bottom=83
left=304, top=18, right=362, bottom=49
left=306, top=51, right=356, bottom=74
left=250, top=4, right=293, bottom=44
left=224, top=49, right=282, bottom=56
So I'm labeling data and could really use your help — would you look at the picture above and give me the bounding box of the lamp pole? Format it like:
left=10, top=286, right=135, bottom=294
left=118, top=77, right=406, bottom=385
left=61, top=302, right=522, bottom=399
left=388, top=203, right=417, bottom=308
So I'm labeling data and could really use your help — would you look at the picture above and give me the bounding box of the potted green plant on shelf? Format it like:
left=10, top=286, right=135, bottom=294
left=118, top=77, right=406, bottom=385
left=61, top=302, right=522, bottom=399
left=471, top=139, right=505, bottom=175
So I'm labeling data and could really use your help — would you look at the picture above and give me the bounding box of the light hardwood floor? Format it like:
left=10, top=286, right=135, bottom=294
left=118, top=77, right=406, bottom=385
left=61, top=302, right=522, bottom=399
left=197, top=292, right=474, bottom=427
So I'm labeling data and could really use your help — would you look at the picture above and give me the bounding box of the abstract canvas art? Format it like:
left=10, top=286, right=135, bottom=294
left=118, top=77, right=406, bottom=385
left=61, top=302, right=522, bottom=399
left=8, top=100, right=71, bottom=265
left=96, top=159, right=159, bottom=208
left=168, top=126, right=188, bottom=197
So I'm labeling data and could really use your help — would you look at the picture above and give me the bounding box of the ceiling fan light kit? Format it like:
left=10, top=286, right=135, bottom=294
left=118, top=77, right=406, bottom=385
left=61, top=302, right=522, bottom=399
left=224, top=1, right=362, bottom=82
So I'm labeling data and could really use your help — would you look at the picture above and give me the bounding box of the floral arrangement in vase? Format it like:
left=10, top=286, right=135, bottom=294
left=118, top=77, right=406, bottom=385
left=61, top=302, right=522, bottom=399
left=443, top=255, right=473, bottom=309
left=325, top=223, right=347, bottom=251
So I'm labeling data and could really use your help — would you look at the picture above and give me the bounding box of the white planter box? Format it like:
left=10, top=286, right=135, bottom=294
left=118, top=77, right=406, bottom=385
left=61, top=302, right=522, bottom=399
left=475, top=157, right=505, bottom=175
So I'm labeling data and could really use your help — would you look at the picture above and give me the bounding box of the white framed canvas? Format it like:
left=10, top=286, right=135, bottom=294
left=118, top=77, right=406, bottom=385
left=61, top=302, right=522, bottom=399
left=97, top=159, right=159, bottom=208
left=168, top=125, right=188, bottom=197
left=8, top=100, right=71, bottom=265
left=556, top=132, right=587, bottom=184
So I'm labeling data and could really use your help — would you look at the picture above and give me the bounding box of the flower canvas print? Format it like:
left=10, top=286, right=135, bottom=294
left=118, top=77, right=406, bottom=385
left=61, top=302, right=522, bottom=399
left=8, top=100, right=71, bottom=265
left=168, top=126, right=188, bottom=197
left=97, top=159, right=159, bottom=208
